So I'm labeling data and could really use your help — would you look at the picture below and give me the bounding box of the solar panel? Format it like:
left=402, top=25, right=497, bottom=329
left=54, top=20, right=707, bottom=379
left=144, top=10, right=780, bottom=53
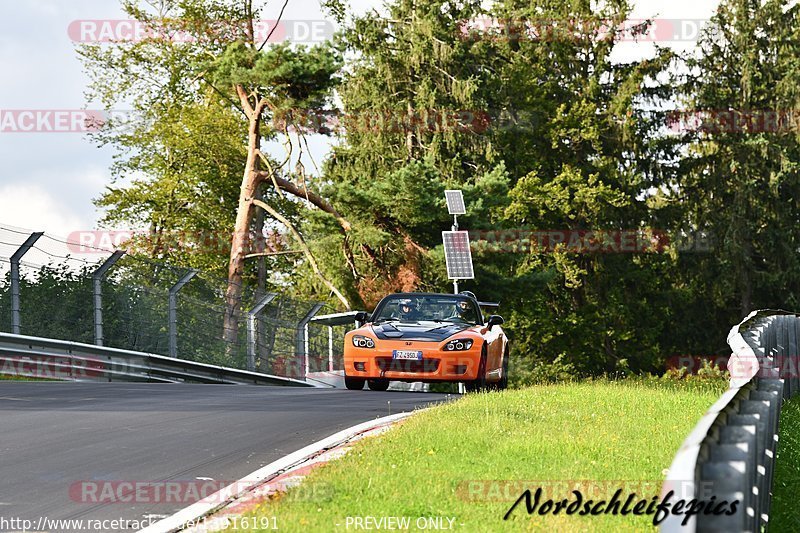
left=444, top=190, right=466, bottom=215
left=442, top=231, right=474, bottom=279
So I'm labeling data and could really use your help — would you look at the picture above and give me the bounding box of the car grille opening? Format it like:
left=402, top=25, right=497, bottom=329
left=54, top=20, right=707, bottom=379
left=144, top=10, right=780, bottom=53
left=376, top=358, right=440, bottom=373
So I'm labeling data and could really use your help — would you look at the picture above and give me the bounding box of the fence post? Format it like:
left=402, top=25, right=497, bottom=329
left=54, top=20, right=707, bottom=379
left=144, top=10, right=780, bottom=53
left=168, top=269, right=198, bottom=359
left=328, top=325, right=334, bottom=372
left=296, top=303, right=324, bottom=379
left=92, top=250, right=125, bottom=346
left=10, top=232, right=43, bottom=334
left=247, top=293, right=277, bottom=372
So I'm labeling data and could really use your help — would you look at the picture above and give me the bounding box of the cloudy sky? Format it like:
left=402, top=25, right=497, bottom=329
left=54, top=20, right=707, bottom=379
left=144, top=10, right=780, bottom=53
left=0, top=0, right=720, bottom=237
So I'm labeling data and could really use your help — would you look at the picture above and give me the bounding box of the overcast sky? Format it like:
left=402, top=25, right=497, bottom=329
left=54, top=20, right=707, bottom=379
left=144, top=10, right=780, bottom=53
left=0, top=0, right=720, bottom=237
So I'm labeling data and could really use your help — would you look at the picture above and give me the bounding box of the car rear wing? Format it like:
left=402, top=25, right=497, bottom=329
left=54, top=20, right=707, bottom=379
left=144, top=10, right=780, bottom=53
left=478, top=301, right=500, bottom=309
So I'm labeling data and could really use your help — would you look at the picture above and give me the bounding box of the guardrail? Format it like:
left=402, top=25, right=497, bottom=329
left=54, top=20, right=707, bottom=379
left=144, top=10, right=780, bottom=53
left=661, top=310, right=798, bottom=532
left=0, top=332, right=313, bottom=387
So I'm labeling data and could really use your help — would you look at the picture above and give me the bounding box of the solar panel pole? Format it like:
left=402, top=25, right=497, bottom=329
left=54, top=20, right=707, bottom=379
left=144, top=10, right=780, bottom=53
left=444, top=190, right=467, bottom=295
left=452, top=216, right=458, bottom=296
left=452, top=216, right=458, bottom=294
left=444, top=190, right=471, bottom=394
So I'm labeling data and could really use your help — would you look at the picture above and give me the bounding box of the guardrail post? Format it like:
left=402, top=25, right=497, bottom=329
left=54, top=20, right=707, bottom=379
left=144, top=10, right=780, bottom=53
left=10, top=232, right=43, bottom=334
left=168, top=269, right=198, bottom=359
left=247, top=293, right=277, bottom=372
left=295, top=303, right=324, bottom=379
left=92, top=250, right=125, bottom=346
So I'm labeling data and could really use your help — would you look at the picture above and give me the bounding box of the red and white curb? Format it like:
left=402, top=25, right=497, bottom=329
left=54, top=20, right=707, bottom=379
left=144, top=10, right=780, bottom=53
left=138, top=411, right=417, bottom=533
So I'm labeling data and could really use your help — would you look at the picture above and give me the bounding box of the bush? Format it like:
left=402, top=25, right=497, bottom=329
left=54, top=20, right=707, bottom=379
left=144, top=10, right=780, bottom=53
left=509, top=353, right=576, bottom=387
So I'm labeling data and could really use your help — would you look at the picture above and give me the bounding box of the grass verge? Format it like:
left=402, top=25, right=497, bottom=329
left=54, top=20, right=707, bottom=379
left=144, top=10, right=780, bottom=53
left=238, top=378, right=725, bottom=532
left=770, top=395, right=800, bottom=531
left=0, top=374, right=54, bottom=381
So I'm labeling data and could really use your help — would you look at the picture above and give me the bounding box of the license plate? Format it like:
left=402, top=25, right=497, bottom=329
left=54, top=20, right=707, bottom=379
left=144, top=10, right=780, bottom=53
left=392, top=350, right=423, bottom=360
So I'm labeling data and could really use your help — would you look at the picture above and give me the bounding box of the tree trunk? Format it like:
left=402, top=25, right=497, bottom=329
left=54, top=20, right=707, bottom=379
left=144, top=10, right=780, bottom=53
left=740, top=239, right=753, bottom=316
left=223, top=88, right=262, bottom=348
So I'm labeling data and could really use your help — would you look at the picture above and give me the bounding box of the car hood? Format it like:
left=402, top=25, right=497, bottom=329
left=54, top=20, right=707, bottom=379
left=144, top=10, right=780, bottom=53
left=370, top=321, right=473, bottom=342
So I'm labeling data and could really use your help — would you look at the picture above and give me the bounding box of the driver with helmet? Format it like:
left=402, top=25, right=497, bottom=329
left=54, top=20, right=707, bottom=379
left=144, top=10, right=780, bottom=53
left=449, top=292, right=477, bottom=322
left=395, top=298, right=420, bottom=321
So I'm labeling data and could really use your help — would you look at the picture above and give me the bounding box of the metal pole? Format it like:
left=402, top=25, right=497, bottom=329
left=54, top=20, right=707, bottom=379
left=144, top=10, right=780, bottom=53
left=168, top=269, right=198, bottom=359
left=328, top=325, right=334, bottom=372
left=10, top=232, right=43, bottom=334
left=304, top=323, right=310, bottom=377
left=295, top=303, right=324, bottom=380
left=247, top=293, right=277, bottom=372
left=92, top=250, right=125, bottom=346
left=453, top=279, right=459, bottom=294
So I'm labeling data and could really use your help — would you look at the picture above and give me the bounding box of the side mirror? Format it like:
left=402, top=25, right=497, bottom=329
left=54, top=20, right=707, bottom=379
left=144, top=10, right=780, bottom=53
left=355, top=311, right=370, bottom=325
left=487, top=315, right=504, bottom=329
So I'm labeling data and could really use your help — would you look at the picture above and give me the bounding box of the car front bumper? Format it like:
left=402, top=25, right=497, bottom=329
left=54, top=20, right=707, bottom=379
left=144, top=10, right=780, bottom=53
left=344, top=345, right=483, bottom=382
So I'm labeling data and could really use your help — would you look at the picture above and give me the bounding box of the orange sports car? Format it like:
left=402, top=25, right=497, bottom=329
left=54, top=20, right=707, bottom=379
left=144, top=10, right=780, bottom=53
left=344, top=292, right=509, bottom=392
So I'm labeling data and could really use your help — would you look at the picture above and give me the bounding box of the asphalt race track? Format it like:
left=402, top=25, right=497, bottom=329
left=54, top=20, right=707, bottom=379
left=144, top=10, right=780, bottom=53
left=0, top=382, right=450, bottom=528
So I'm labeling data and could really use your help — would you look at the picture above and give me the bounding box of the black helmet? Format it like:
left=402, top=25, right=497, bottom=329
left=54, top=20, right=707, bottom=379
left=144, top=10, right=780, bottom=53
left=398, top=298, right=415, bottom=316
left=459, top=290, right=477, bottom=301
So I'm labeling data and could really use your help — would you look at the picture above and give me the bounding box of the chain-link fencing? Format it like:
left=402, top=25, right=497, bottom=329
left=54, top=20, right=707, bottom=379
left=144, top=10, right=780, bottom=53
left=0, top=224, right=343, bottom=381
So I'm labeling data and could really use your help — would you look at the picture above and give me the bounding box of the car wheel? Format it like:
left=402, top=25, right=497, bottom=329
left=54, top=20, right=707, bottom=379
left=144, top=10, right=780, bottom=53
left=464, top=346, right=488, bottom=393
left=495, top=348, right=509, bottom=391
left=344, top=376, right=365, bottom=390
left=367, top=379, right=390, bottom=391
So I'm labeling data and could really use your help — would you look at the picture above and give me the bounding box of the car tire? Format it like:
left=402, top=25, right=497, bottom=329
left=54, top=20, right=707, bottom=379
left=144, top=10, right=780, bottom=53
left=344, top=376, right=365, bottom=390
left=367, top=379, right=391, bottom=391
left=464, top=346, right=488, bottom=393
left=495, top=348, right=509, bottom=391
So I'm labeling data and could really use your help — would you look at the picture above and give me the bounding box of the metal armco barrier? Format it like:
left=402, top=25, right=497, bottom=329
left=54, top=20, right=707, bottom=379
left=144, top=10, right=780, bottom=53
left=0, top=332, right=313, bottom=387
left=661, top=310, right=799, bottom=532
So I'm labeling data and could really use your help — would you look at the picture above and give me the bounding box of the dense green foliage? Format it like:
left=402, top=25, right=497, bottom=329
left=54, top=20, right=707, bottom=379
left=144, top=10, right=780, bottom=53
left=771, top=394, right=800, bottom=530
left=66, top=0, right=800, bottom=381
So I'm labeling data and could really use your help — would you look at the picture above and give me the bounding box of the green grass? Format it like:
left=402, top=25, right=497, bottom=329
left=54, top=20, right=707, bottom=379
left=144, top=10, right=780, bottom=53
left=770, top=396, right=800, bottom=532
left=0, top=374, right=54, bottom=381
left=238, top=378, right=725, bottom=532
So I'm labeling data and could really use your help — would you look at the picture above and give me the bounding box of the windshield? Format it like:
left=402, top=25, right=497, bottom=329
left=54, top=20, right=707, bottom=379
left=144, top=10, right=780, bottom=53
left=372, top=295, right=481, bottom=325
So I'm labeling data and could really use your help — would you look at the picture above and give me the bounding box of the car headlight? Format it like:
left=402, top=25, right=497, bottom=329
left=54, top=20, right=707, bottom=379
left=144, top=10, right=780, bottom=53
left=352, top=335, right=375, bottom=349
left=443, top=338, right=474, bottom=351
